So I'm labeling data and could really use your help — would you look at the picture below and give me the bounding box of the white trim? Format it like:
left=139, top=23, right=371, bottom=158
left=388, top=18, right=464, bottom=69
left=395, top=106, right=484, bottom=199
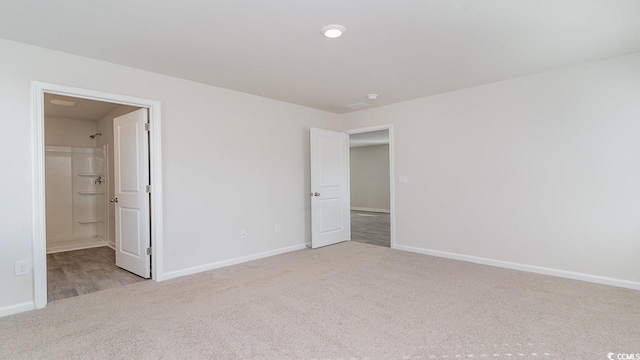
left=31, top=83, right=46, bottom=309
left=0, top=301, right=35, bottom=318
left=351, top=207, right=390, bottom=213
left=31, top=81, right=165, bottom=310
left=163, top=244, right=307, bottom=281
left=395, top=244, right=640, bottom=290
left=103, top=143, right=110, bottom=255
left=47, top=235, right=106, bottom=243
left=47, top=239, right=109, bottom=254
left=345, top=124, right=396, bottom=249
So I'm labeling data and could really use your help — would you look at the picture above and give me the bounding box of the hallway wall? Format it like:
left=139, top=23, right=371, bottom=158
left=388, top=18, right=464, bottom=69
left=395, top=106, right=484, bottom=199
left=350, top=144, right=390, bottom=212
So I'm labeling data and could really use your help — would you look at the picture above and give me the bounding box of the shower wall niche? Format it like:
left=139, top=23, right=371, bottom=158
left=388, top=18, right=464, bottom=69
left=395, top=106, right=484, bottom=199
left=45, top=145, right=108, bottom=252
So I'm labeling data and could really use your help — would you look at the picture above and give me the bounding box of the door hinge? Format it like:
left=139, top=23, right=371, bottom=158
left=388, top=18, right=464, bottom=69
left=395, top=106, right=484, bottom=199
left=145, top=184, right=151, bottom=193
left=144, top=123, right=151, bottom=131
left=146, top=247, right=152, bottom=256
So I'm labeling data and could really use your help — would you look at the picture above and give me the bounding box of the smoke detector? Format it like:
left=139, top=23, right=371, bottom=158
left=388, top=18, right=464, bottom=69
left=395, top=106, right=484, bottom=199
left=366, top=94, right=378, bottom=100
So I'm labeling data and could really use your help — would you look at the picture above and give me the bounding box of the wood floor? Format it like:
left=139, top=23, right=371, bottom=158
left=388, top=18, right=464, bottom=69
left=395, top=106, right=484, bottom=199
left=47, top=246, right=147, bottom=302
left=350, top=210, right=390, bottom=247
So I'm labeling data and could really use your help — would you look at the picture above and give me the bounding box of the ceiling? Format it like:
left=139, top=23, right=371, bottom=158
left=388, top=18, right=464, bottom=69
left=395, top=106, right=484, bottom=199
left=44, top=94, right=119, bottom=121
left=350, top=130, right=389, bottom=148
left=3, top=1, right=640, bottom=114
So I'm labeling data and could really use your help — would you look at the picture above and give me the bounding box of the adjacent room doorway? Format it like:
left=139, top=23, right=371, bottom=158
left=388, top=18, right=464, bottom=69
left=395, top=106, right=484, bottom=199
left=309, top=125, right=395, bottom=249
left=43, top=94, right=149, bottom=301
left=31, top=82, right=164, bottom=309
left=348, top=129, right=391, bottom=247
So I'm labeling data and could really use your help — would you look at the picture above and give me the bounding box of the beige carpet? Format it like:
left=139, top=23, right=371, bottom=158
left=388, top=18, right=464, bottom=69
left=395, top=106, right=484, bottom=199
left=1, top=242, right=638, bottom=359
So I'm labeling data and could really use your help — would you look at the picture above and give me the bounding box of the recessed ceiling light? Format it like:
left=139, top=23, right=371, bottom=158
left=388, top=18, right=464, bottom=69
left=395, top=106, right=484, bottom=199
left=367, top=94, right=378, bottom=100
left=50, top=99, right=75, bottom=106
left=321, top=24, right=346, bottom=39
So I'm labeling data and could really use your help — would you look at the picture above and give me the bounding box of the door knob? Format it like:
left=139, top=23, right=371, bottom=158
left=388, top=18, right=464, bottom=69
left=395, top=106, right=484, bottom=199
left=313, top=192, right=320, bottom=197
left=110, top=198, right=118, bottom=203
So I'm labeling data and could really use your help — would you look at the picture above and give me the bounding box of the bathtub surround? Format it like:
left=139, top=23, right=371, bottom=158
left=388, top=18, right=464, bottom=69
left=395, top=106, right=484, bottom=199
left=44, top=146, right=107, bottom=253
left=44, top=114, right=109, bottom=253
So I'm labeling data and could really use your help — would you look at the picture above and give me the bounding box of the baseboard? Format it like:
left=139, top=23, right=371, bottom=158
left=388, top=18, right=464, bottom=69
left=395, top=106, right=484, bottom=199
left=394, top=244, right=640, bottom=291
left=0, top=301, right=34, bottom=318
left=47, top=239, right=109, bottom=254
left=47, top=235, right=103, bottom=243
left=162, top=243, right=307, bottom=281
left=351, top=207, right=390, bottom=213
left=107, top=241, right=115, bottom=250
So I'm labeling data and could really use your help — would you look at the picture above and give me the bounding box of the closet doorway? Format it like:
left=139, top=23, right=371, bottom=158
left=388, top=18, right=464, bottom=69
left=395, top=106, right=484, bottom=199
left=32, top=82, right=164, bottom=308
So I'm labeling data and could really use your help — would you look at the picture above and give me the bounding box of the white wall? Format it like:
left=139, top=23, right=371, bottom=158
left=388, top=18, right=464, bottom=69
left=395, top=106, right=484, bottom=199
left=96, top=105, right=140, bottom=247
left=350, top=145, right=390, bottom=211
left=2, top=36, right=638, bottom=314
left=44, top=117, right=96, bottom=148
left=341, top=53, right=640, bottom=285
left=0, top=39, right=340, bottom=311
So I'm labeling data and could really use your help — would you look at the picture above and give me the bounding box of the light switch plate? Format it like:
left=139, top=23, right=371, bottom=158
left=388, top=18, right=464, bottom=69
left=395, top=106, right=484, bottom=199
left=399, top=175, right=408, bottom=184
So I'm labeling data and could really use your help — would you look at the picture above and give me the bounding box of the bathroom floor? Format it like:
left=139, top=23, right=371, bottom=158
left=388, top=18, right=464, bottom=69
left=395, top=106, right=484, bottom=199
left=47, top=247, right=147, bottom=302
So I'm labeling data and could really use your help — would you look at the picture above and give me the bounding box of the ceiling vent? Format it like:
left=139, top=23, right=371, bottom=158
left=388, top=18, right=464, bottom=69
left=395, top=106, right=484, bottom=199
left=345, top=102, right=370, bottom=110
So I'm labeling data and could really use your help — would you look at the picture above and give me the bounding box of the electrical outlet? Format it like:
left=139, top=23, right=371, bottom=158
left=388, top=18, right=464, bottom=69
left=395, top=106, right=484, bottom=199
left=274, top=224, right=281, bottom=233
left=240, top=229, right=247, bottom=239
left=15, top=260, right=30, bottom=276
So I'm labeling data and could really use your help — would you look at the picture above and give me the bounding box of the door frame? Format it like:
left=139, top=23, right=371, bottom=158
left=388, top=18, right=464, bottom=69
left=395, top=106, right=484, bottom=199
left=31, top=81, right=164, bottom=309
left=345, top=124, right=396, bottom=248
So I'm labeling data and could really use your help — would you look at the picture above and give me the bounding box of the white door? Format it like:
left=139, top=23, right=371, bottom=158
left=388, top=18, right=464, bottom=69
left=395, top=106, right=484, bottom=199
left=113, top=109, right=151, bottom=278
left=310, top=128, right=350, bottom=248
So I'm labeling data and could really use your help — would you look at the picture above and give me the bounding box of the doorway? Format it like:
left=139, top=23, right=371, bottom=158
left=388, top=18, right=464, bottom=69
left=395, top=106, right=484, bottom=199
left=348, top=128, right=392, bottom=247
left=32, top=82, right=164, bottom=309
left=309, top=125, right=395, bottom=249
left=44, top=94, right=149, bottom=301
